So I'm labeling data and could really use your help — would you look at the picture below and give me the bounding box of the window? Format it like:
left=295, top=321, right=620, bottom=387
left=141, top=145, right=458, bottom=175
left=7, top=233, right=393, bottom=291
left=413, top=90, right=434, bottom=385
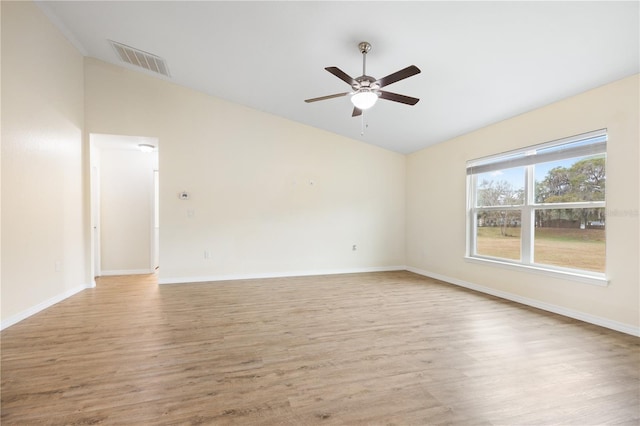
left=466, top=129, right=607, bottom=282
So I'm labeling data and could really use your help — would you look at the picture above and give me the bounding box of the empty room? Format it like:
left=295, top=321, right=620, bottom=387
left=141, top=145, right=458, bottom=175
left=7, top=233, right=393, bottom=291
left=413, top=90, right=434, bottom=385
left=1, top=1, right=639, bottom=424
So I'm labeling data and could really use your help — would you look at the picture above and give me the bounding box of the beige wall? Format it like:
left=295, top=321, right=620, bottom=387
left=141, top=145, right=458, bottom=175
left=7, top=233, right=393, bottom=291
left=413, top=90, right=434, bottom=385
left=1, top=1, right=88, bottom=324
left=406, top=75, right=639, bottom=332
left=84, top=59, right=406, bottom=283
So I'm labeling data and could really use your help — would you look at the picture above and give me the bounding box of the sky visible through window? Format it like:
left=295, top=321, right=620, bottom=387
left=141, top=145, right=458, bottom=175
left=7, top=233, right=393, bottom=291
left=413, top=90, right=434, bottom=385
left=482, top=167, right=524, bottom=192
left=478, top=136, right=607, bottom=192
left=480, top=155, right=603, bottom=194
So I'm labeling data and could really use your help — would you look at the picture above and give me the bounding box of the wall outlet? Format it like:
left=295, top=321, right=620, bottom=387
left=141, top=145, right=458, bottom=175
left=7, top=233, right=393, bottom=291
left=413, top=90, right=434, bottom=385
left=204, top=250, right=211, bottom=259
left=352, top=244, right=357, bottom=251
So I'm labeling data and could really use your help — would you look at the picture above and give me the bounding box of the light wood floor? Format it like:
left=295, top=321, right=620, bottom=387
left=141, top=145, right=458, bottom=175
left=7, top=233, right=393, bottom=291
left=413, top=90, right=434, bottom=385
left=2, top=271, right=639, bottom=425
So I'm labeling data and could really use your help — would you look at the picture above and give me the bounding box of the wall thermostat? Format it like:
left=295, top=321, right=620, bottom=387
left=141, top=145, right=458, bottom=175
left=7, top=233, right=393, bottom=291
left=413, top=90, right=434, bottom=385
left=178, top=191, right=190, bottom=200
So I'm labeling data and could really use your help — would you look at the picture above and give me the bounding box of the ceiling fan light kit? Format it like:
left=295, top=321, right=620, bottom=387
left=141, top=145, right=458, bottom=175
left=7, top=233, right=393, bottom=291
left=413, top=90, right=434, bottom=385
left=351, top=89, right=378, bottom=110
left=305, top=41, right=421, bottom=120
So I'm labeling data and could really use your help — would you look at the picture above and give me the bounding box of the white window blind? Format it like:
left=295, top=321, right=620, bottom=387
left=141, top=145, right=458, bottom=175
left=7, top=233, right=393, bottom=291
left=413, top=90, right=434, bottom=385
left=467, top=129, right=607, bottom=175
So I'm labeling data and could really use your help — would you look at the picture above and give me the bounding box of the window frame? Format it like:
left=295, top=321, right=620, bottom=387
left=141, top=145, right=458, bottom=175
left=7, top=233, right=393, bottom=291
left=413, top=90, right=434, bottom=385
left=465, top=129, right=608, bottom=286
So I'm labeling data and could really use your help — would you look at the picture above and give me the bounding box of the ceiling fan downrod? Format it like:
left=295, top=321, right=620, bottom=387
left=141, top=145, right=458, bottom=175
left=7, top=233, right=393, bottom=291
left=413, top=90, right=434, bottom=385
left=357, top=43, right=371, bottom=137
left=358, top=41, right=371, bottom=76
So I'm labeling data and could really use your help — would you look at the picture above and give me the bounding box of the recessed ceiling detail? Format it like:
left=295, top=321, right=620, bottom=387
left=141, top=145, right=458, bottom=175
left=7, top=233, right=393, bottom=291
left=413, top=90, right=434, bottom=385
left=109, top=40, right=170, bottom=77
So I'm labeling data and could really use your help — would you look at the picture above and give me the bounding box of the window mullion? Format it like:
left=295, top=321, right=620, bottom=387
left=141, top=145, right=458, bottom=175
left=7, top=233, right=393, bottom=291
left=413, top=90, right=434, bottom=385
left=468, top=174, right=480, bottom=257
left=533, top=201, right=606, bottom=210
left=521, top=164, right=533, bottom=264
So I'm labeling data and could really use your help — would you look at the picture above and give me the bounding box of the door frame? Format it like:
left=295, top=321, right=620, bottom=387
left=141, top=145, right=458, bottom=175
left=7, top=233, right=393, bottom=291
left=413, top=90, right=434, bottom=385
left=89, top=133, right=159, bottom=280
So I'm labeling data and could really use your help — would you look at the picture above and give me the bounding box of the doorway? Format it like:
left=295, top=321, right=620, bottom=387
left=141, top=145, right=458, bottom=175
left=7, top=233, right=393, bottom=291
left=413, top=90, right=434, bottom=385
left=90, top=134, right=159, bottom=280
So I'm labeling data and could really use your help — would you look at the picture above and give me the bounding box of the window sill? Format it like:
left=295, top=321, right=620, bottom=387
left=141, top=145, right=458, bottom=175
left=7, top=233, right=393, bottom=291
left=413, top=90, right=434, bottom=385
left=464, top=256, right=609, bottom=287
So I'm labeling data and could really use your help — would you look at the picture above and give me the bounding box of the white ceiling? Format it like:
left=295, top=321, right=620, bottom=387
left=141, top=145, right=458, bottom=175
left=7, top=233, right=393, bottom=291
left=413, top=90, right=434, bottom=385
left=37, top=1, right=639, bottom=154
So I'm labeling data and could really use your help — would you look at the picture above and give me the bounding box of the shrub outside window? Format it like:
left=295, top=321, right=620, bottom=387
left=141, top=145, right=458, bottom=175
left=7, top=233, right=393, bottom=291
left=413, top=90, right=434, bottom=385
left=466, top=129, right=607, bottom=279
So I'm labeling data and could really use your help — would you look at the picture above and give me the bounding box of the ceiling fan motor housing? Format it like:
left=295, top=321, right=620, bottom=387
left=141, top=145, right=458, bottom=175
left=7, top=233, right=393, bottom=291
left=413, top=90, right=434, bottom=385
left=353, top=75, right=379, bottom=91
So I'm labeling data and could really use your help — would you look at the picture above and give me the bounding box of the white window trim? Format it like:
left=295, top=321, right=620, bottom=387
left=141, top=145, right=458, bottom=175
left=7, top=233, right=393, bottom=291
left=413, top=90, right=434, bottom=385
left=466, top=129, right=607, bottom=283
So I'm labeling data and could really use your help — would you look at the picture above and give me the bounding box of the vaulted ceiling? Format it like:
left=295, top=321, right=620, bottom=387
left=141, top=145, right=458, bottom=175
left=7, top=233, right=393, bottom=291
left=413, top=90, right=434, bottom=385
left=37, top=1, right=639, bottom=154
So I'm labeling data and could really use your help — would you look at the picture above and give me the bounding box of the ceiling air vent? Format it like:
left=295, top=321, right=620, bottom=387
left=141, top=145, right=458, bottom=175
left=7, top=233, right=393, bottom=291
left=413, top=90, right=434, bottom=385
left=109, top=40, right=170, bottom=77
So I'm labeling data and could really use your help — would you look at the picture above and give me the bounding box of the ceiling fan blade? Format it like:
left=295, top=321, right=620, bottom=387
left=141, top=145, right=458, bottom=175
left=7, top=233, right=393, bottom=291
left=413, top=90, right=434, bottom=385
left=375, top=65, right=421, bottom=88
left=325, top=67, right=357, bottom=86
left=352, top=107, right=362, bottom=117
left=379, top=90, right=420, bottom=105
left=304, top=92, right=350, bottom=103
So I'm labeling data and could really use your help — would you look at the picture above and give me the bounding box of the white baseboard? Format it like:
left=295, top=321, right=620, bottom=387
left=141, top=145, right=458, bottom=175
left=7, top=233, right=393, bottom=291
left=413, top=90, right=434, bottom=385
left=158, top=265, right=406, bottom=285
left=406, top=266, right=640, bottom=337
left=1, top=283, right=91, bottom=331
left=100, top=269, right=154, bottom=276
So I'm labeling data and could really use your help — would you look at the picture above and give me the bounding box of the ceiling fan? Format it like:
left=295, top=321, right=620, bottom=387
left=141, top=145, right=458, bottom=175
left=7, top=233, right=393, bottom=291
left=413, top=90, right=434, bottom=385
left=305, top=41, right=421, bottom=117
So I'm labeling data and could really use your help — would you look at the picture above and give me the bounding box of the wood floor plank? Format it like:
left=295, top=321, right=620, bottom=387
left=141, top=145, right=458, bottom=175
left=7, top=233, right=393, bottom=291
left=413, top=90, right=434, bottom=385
left=2, top=271, right=638, bottom=425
